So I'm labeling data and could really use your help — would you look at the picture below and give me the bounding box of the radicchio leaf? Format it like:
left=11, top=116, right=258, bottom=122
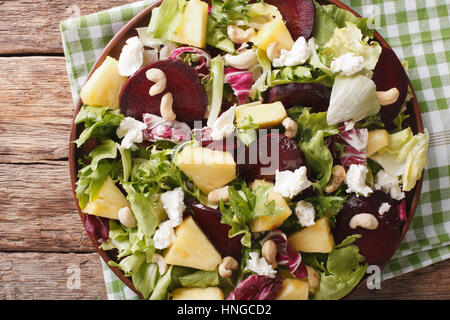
left=168, top=46, right=211, bottom=77
left=261, top=230, right=308, bottom=279
left=226, top=275, right=282, bottom=300
left=142, top=113, right=191, bottom=143
left=82, top=214, right=109, bottom=243
left=338, top=126, right=368, bottom=167
left=398, top=199, right=407, bottom=221
left=224, top=67, right=254, bottom=104
left=341, top=145, right=367, bottom=167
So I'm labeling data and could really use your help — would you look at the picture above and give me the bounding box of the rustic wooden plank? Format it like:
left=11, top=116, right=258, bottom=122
left=353, top=259, right=450, bottom=300
left=0, top=252, right=107, bottom=299
left=0, top=57, right=73, bottom=163
left=0, top=162, right=95, bottom=252
left=0, top=0, right=137, bottom=54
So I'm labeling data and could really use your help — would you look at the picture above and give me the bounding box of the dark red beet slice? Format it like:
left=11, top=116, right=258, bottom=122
left=238, top=133, right=305, bottom=182
left=333, top=191, right=402, bottom=267
left=265, top=83, right=331, bottom=112
left=189, top=202, right=242, bottom=261
left=372, top=47, right=409, bottom=127
left=265, top=0, right=315, bottom=40
left=119, top=59, right=208, bottom=125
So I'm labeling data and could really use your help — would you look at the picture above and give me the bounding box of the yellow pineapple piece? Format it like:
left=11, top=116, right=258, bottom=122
left=275, top=279, right=309, bottom=300
left=367, top=129, right=389, bottom=156
left=172, top=287, right=224, bottom=300
left=249, top=180, right=292, bottom=232
left=235, top=101, right=287, bottom=129
left=79, top=56, right=128, bottom=109
left=164, top=216, right=222, bottom=271
left=251, top=17, right=294, bottom=51
left=176, top=145, right=236, bottom=194
left=172, top=0, right=209, bottom=48
left=288, top=218, right=335, bottom=253
left=83, top=176, right=130, bottom=220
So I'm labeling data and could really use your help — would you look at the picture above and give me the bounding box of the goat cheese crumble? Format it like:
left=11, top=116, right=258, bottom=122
left=330, top=52, right=365, bottom=76
left=118, top=36, right=144, bottom=76
left=345, top=164, right=373, bottom=197
left=273, top=37, right=312, bottom=68
left=153, top=220, right=176, bottom=250
left=378, top=202, right=391, bottom=216
left=116, top=117, right=147, bottom=150
left=295, top=201, right=316, bottom=227
left=211, top=106, right=236, bottom=141
left=273, top=167, right=312, bottom=198
left=245, top=252, right=277, bottom=278
left=160, top=187, right=186, bottom=227
left=374, top=170, right=405, bottom=201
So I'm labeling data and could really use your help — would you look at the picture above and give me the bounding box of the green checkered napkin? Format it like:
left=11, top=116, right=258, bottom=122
left=60, top=0, right=450, bottom=299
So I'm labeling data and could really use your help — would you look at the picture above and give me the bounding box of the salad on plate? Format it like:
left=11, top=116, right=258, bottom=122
left=73, top=0, right=429, bottom=300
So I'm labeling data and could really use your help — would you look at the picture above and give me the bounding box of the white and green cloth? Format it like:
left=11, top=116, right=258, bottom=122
left=60, top=0, right=450, bottom=299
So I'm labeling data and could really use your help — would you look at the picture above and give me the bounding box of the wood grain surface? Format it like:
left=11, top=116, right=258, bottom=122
left=0, top=0, right=448, bottom=300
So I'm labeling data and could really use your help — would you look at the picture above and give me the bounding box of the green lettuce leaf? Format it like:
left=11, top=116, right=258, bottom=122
left=296, top=109, right=338, bottom=186
left=148, top=0, right=186, bottom=42
left=206, top=56, right=225, bottom=127
left=369, top=128, right=429, bottom=191
left=132, top=262, right=160, bottom=299
left=236, top=115, right=259, bottom=146
left=178, top=270, right=220, bottom=288
left=74, top=105, right=123, bottom=147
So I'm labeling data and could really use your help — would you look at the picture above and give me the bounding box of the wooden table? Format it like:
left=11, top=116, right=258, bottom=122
left=0, top=0, right=448, bottom=300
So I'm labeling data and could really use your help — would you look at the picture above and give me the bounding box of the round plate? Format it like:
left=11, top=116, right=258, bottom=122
left=69, top=0, right=424, bottom=300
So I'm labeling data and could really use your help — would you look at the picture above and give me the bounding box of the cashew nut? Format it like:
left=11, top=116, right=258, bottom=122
left=118, top=207, right=137, bottom=228
left=227, top=25, right=256, bottom=44
left=146, top=68, right=167, bottom=96
left=152, top=253, right=168, bottom=275
left=224, top=50, right=258, bottom=70
left=306, top=266, right=320, bottom=289
left=208, top=186, right=229, bottom=205
left=266, top=41, right=281, bottom=62
left=261, top=240, right=278, bottom=268
left=160, top=92, right=176, bottom=121
left=218, top=256, right=238, bottom=278
left=325, top=165, right=346, bottom=193
left=376, top=88, right=400, bottom=106
left=349, top=213, right=379, bottom=230
left=282, top=117, right=298, bottom=139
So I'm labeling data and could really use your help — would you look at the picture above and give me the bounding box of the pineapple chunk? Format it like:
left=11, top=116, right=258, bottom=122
left=176, top=146, right=236, bottom=194
left=250, top=180, right=292, bottom=232
left=367, top=129, right=389, bottom=156
left=172, top=0, right=208, bottom=48
left=164, top=216, right=222, bottom=271
left=275, top=279, right=309, bottom=300
left=172, top=287, right=224, bottom=300
left=83, top=176, right=130, bottom=220
left=251, top=18, right=294, bottom=51
left=288, top=218, right=335, bottom=253
left=79, top=56, right=128, bottom=109
left=235, top=101, right=287, bottom=129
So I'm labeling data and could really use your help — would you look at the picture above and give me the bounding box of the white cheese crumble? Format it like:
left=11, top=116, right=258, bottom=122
left=160, top=187, right=186, bottom=227
left=378, top=202, right=392, bottom=216
left=245, top=252, right=277, bottom=278
left=374, top=170, right=406, bottom=201
left=153, top=220, right=176, bottom=250
left=273, top=167, right=312, bottom=198
left=330, top=52, right=365, bottom=76
left=210, top=106, right=236, bottom=141
left=345, top=164, right=373, bottom=197
left=272, top=37, right=312, bottom=68
left=118, top=36, right=144, bottom=76
left=116, top=117, right=147, bottom=150
left=295, top=201, right=316, bottom=227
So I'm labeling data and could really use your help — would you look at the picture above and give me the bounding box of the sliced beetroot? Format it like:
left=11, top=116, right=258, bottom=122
left=333, top=191, right=402, bottom=267
left=372, top=47, right=409, bottom=126
left=265, top=83, right=331, bottom=112
left=189, top=202, right=242, bottom=261
left=265, top=0, right=315, bottom=40
left=238, top=133, right=305, bottom=182
left=119, top=59, right=208, bottom=125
